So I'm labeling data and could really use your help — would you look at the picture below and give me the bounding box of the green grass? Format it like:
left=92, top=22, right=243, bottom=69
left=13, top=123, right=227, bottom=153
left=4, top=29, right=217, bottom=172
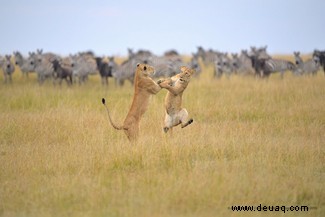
left=0, top=64, right=324, bottom=217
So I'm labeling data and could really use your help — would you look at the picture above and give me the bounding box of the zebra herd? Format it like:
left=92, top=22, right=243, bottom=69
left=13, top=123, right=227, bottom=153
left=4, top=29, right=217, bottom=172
left=196, top=46, right=324, bottom=79
left=0, top=47, right=324, bottom=85
left=0, top=48, right=201, bottom=86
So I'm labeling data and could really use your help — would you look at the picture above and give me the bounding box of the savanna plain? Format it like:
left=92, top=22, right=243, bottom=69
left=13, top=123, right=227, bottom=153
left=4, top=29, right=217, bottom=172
left=0, top=58, right=324, bottom=217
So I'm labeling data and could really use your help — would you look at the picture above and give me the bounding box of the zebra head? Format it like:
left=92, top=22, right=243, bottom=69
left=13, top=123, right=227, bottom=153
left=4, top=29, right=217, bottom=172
left=249, top=46, right=271, bottom=60
left=231, top=53, right=240, bottom=69
left=257, top=46, right=271, bottom=60
left=293, top=51, right=303, bottom=65
left=313, top=55, right=320, bottom=65
left=4, top=55, right=13, bottom=69
left=13, top=51, right=23, bottom=66
left=27, top=52, right=36, bottom=71
left=2, top=55, right=15, bottom=75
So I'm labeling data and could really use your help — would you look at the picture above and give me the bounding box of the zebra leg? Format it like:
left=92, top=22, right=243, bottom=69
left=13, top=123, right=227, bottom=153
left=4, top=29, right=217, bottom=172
left=39, top=74, right=44, bottom=85
left=68, top=75, right=72, bottom=86
left=280, top=71, right=284, bottom=79
left=78, top=75, right=82, bottom=85
left=52, top=77, right=56, bottom=86
left=3, top=73, right=7, bottom=84
left=116, top=78, right=124, bottom=86
left=101, top=76, right=104, bottom=86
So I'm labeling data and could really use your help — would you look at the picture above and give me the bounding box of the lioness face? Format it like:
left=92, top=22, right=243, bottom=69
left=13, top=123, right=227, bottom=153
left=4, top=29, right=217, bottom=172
left=179, top=66, right=195, bottom=83
left=137, top=63, right=155, bottom=77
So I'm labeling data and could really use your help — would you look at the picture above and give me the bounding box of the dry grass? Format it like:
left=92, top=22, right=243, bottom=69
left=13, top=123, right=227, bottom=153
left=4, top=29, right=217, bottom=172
left=0, top=61, right=324, bottom=217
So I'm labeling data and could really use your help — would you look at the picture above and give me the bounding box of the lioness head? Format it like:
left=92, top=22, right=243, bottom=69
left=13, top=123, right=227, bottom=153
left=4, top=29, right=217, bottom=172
left=136, top=63, right=155, bottom=77
left=179, top=66, right=195, bottom=83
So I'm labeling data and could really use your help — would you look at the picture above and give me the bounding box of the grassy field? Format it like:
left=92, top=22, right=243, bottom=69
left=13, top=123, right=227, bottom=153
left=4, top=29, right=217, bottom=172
left=0, top=62, right=324, bottom=217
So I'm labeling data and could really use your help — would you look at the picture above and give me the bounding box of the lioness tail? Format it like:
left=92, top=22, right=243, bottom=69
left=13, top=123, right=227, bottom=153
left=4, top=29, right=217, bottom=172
left=102, top=98, right=124, bottom=130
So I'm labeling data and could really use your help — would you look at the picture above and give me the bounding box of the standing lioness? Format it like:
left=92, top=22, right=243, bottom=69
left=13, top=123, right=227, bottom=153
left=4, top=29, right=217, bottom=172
left=102, top=63, right=161, bottom=141
left=158, top=66, right=195, bottom=133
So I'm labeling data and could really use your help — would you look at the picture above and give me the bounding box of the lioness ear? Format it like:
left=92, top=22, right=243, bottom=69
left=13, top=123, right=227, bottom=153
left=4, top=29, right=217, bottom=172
left=180, top=66, right=187, bottom=72
left=143, top=66, right=147, bottom=71
left=137, top=63, right=140, bottom=67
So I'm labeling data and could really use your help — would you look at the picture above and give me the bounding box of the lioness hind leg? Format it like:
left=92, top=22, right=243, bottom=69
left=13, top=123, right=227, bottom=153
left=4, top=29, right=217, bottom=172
left=124, top=124, right=139, bottom=142
left=181, top=118, right=193, bottom=128
left=163, top=113, right=174, bottom=133
left=179, top=108, right=193, bottom=128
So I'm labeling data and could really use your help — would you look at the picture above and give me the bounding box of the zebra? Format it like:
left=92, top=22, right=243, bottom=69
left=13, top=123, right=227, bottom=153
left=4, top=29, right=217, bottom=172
left=313, top=50, right=325, bottom=75
left=112, top=58, right=137, bottom=86
left=13, top=51, right=33, bottom=78
left=28, top=50, right=57, bottom=84
left=1, top=55, right=15, bottom=83
left=69, top=53, right=98, bottom=84
left=293, top=51, right=320, bottom=76
left=232, top=50, right=255, bottom=76
left=248, top=46, right=273, bottom=77
left=51, top=59, right=73, bottom=86
left=230, top=53, right=240, bottom=74
left=95, top=56, right=116, bottom=86
left=214, top=52, right=233, bottom=78
left=259, top=58, right=295, bottom=78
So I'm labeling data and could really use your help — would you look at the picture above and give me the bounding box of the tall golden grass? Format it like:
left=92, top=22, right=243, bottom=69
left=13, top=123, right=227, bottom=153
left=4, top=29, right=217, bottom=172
left=0, top=59, right=324, bottom=217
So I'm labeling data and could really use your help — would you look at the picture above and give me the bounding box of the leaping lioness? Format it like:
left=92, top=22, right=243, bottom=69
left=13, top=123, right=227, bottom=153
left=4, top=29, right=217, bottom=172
left=102, top=63, right=161, bottom=141
left=158, top=66, right=195, bottom=133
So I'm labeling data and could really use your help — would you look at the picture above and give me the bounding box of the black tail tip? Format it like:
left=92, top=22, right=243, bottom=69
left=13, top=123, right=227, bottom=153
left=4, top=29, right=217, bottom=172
left=102, top=98, right=106, bottom=105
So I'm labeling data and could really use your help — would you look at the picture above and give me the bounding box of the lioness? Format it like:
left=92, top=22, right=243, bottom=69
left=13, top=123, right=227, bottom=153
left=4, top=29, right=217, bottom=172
left=102, top=63, right=161, bottom=141
left=158, top=66, right=195, bottom=133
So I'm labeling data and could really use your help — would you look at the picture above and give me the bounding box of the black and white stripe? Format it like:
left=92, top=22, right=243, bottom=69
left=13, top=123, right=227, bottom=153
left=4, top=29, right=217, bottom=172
left=313, top=50, right=325, bottom=74
left=13, top=51, right=33, bottom=77
left=69, top=53, right=98, bottom=85
left=294, top=51, right=320, bottom=75
left=28, top=49, right=57, bottom=84
left=261, top=58, right=295, bottom=78
left=1, top=55, right=15, bottom=83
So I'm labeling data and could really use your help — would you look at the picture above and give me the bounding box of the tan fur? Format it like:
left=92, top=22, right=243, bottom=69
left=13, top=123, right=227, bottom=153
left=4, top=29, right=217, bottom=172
left=158, top=66, right=195, bottom=133
left=102, top=63, right=161, bottom=141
